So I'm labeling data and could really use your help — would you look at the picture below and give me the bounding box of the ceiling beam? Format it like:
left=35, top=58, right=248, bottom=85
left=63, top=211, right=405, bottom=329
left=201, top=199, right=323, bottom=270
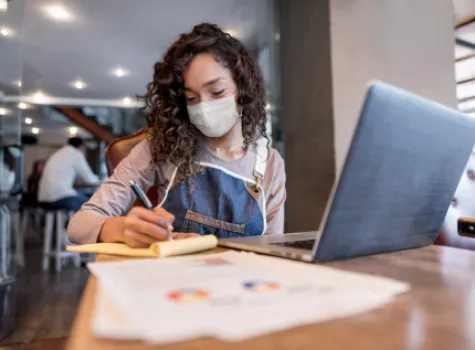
left=456, top=53, right=475, bottom=62
left=457, top=76, right=475, bottom=85
left=455, top=38, right=475, bottom=50
left=459, top=96, right=475, bottom=103
left=456, top=15, right=475, bottom=29
left=56, top=107, right=115, bottom=144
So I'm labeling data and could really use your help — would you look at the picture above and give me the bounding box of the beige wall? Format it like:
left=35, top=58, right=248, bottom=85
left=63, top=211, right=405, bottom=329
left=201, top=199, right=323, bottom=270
left=330, top=0, right=457, bottom=173
left=281, top=0, right=457, bottom=232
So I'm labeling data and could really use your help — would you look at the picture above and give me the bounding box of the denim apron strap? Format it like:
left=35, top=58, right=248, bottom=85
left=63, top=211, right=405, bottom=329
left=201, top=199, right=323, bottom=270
left=158, top=143, right=268, bottom=237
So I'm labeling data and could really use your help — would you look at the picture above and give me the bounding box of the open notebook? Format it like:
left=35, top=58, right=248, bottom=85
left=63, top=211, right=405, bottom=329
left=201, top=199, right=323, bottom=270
left=66, top=235, right=218, bottom=258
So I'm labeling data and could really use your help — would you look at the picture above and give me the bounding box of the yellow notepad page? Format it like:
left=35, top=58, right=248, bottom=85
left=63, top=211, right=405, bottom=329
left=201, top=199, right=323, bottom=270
left=66, top=235, right=218, bottom=258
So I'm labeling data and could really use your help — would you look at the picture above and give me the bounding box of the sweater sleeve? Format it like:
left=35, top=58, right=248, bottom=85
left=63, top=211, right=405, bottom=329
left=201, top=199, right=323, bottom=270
left=67, top=140, right=157, bottom=244
left=264, top=149, right=287, bottom=235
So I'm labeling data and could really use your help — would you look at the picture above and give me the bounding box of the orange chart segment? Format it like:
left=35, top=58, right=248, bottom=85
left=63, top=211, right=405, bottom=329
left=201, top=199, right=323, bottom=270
left=167, top=288, right=210, bottom=303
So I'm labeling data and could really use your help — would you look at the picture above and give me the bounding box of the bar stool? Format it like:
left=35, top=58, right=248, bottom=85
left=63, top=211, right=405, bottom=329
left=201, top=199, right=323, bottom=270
left=41, top=205, right=80, bottom=272
left=0, top=197, right=22, bottom=280
left=21, top=206, right=43, bottom=239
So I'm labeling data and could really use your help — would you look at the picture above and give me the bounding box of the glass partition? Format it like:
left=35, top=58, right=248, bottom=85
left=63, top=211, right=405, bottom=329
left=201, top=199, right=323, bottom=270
left=0, top=0, right=24, bottom=286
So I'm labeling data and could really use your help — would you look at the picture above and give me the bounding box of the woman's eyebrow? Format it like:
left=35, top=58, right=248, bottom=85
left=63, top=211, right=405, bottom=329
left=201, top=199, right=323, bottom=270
left=184, top=77, right=225, bottom=91
left=202, top=77, right=225, bottom=87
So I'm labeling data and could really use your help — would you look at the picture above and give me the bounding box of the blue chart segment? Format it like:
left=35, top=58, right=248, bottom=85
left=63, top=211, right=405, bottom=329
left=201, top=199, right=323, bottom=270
left=243, top=281, right=280, bottom=292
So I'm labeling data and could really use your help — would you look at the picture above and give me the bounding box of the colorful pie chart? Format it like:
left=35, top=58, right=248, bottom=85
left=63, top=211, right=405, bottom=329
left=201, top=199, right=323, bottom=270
left=243, top=281, right=280, bottom=292
left=166, top=288, right=210, bottom=303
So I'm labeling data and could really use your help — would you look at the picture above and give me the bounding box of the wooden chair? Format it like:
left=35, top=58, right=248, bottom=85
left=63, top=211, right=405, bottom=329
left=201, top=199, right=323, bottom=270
left=105, top=129, right=158, bottom=206
left=105, top=129, right=147, bottom=176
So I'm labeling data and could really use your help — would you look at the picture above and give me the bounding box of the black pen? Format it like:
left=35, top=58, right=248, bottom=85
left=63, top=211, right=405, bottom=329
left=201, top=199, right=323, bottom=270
left=129, top=180, right=153, bottom=210
left=129, top=180, right=173, bottom=240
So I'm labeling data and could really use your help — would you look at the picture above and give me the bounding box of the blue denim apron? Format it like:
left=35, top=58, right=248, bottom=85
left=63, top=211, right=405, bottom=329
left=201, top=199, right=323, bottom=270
left=160, top=143, right=268, bottom=238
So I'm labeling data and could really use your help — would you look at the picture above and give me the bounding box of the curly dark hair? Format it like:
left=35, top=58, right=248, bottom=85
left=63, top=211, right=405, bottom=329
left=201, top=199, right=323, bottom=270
left=141, top=23, right=267, bottom=183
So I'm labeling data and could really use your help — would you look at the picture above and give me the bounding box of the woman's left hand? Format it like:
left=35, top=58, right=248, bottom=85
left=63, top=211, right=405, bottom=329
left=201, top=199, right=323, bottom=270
left=171, top=232, right=200, bottom=240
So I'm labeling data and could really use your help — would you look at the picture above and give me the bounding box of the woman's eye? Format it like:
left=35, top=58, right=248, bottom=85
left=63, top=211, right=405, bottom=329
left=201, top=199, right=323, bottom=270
left=211, top=89, right=225, bottom=97
left=185, top=96, right=195, bottom=102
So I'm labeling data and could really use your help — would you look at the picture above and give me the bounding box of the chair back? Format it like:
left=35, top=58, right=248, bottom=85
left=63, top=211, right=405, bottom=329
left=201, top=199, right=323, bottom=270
left=105, top=129, right=158, bottom=206
left=105, top=129, right=147, bottom=175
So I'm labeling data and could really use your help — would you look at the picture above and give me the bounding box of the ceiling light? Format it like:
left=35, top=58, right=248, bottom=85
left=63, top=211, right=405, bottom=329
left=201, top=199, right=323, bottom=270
left=31, top=127, right=40, bottom=135
left=0, top=0, right=8, bottom=12
left=114, top=68, right=126, bottom=77
left=275, top=32, right=280, bottom=41
left=15, top=80, right=22, bottom=87
left=33, top=91, right=47, bottom=103
left=24, top=117, right=32, bottom=125
left=224, top=29, right=238, bottom=37
left=0, top=108, right=9, bottom=115
left=44, top=5, right=73, bottom=21
left=123, top=97, right=132, bottom=105
left=0, top=26, right=12, bottom=37
left=18, top=102, right=28, bottom=110
left=69, top=126, right=78, bottom=135
left=71, top=80, right=85, bottom=89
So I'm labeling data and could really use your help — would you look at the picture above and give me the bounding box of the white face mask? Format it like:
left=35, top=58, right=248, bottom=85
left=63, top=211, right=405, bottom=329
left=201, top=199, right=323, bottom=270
left=187, top=95, right=240, bottom=138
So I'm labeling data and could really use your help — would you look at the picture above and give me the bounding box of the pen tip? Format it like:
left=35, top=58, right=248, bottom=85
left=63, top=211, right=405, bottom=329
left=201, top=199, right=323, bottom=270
left=129, top=180, right=135, bottom=186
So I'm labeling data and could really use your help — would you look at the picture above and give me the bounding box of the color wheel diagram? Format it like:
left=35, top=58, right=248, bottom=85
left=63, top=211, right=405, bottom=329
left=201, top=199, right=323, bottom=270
left=166, top=281, right=281, bottom=303
left=243, top=281, right=280, bottom=292
left=167, top=288, right=210, bottom=303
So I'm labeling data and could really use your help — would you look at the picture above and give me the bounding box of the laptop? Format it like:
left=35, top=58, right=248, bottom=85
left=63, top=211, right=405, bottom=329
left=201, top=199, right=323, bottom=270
left=219, top=81, right=475, bottom=263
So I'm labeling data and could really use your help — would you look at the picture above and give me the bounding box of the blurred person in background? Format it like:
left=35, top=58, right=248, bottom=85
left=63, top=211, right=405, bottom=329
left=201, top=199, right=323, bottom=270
left=22, top=159, right=45, bottom=206
left=38, top=137, right=99, bottom=211
left=68, top=23, right=286, bottom=247
left=0, top=147, right=16, bottom=195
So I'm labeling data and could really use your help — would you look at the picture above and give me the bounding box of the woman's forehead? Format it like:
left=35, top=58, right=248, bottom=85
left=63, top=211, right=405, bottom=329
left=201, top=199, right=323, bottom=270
left=183, top=53, right=233, bottom=89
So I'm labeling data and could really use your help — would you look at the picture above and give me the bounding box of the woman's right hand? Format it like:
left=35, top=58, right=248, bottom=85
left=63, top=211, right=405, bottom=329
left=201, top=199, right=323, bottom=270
left=122, top=206, right=175, bottom=248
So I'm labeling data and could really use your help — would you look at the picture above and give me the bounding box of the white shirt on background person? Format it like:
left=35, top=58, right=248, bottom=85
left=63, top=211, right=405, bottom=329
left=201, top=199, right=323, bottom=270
left=0, top=162, right=14, bottom=194
left=38, top=145, right=99, bottom=202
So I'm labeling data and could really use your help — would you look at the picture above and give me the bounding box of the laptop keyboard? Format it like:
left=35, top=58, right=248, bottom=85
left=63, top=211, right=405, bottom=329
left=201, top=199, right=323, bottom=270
left=271, top=239, right=316, bottom=250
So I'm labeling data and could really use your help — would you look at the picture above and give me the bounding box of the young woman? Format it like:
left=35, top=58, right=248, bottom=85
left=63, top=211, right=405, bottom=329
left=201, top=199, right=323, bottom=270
left=68, top=23, right=286, bottom=247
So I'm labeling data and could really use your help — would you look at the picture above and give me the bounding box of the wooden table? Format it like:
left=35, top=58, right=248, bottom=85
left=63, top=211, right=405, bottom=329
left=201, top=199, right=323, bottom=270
left=66, top=245, right=475, bottom=350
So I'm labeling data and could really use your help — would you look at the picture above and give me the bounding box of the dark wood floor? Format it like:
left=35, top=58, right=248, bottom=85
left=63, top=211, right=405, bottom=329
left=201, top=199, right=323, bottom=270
left=0, top=338, right=67, bottom=350
left=0, top=244, right=89, bottom=348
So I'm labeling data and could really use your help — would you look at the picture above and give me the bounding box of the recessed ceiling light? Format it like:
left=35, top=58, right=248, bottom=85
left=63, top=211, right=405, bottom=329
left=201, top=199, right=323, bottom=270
left=31, top=127, right=40, bottom=134
left=43, top=5, right=73, bottom=21
left=0, top=26, right=13, bottom=37
left=18, top=102, right=28, bottom=110
left=113, top=68, right=127, bottom=77
left=15, top=80, right=22, bottom=87
left=0, top=107, right=9, bottom=115
left=224, top=29, right=238, bottom=37
left=123, top=97, right=132, bottom=105
left=71, top=80, right=85, bottom=89
left=0, top=0, right=8, bottom=12
left=69, top=126, right=78, bottom=135
left=24, top=117, right=32, bottom=125
left=32, top=90, right=47, bottom=103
